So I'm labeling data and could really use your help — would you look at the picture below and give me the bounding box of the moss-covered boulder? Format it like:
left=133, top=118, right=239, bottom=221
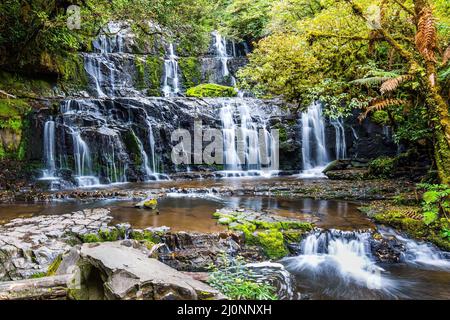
left=213, top=208, right=313, bottom=259
left=360, top=203, right=450, bottom=251
left=0, top=98, right=31, bottom=160
left=186, top=84, right=237, bottom=98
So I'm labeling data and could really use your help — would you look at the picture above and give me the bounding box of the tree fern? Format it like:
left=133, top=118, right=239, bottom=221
left=415, top=7, right=437, bottom=62
left=380, top=75, right=414, bottom=95
left=358, top=98, right=409, bottom=122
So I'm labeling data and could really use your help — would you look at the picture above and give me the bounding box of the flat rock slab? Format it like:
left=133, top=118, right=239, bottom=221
left=75, top=241, right=225, bottom=300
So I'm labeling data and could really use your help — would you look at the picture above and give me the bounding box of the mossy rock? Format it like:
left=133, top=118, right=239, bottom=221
left=213, top=209, right=312, bottom=259
left=255, top=229, right=289, bottom=260
left=186, top=84, right=237, bottom=98
left=178, top=57, right=202, bottom=88
left=46, top=254, right=63, bottom=276
left=143, top=198, right=158, bottom=210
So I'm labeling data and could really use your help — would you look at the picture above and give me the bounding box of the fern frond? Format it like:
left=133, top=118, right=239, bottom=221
left=415, top=7, right=437, bottom=62
left=350, top=77, right=390, bottom=86
left=358, top=98, right=409, bottom=122
left=380, top=75, right=414, bottom=94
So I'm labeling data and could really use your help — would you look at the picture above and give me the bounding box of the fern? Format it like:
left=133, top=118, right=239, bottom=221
left=380, top=75, right=414, bottom=95
left=358, top=98, right=409, bottom=122
left=351, top=77, right=391, bottom=86
left=415, top=7, right=437, bottom=62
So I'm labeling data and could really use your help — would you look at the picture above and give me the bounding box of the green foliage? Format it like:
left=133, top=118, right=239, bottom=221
left=368, top=156, right=396, bottom=178
left=178, top=57, right=202, bottom=89
left=207, top=254, right=278, bottom=300
left=417, top=183, right=450, bottom=225
left=255, top=229, right=288, bottom=260
left=371, top=110, right=390, bottom=126
left=81, top=233, right=102, bottom=243
left=217, top=0, right=273, bottom=41
left=186, top=84, right=237, bottom=98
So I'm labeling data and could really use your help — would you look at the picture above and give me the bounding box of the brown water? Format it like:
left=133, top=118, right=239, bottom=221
left=0, top=195, right=372, bottom=232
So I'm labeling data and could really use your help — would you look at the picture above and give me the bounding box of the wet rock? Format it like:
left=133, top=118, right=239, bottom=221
left=0, top=208, right=112, bottom=281
left=157, top=231, right=249, bottom=271
left=70, top=241, right=224, bottom=300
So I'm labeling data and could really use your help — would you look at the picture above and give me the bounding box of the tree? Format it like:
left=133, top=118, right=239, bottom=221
left=239, top=0, right=450, bottom=182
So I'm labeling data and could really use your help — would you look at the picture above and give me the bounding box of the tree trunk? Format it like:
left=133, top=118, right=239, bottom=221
left=0, top=275, right=71, bottom=300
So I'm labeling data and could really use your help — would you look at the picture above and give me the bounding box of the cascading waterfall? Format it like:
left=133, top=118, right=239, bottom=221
left=299, top=102, right=329, bottom=177
left=282, top=229, right=394, bottom=298
left=162, top=43, right=180, bottom=97
left=377, top=227, right=450, bottom=269
left=212, top=31, right=236, bottom=87
left=219, top=99, right=277, bottom=177
left=42, top=120, right=56, bottom=178
left=70, top=128, right=100, bottom=187
left=330, top=118, right=347, bottom=159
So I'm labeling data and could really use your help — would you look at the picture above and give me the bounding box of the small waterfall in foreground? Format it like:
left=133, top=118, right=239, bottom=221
left=70, top=129, right=100, bottom=187
left=162, top=43, right=180, bottom=97
left=377, top=227, right=450, bottom=269
left=282, top=229, right=395, bottom=299
left=299, top=102, right=329, bottom=177
left=218, top=99, right=278, bottom=177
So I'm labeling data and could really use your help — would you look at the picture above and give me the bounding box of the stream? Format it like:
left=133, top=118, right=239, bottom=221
left=1, top=186, right=449, bottom=300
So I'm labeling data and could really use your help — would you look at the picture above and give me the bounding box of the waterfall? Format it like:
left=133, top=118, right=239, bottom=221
left=377, top=227, right=450, bottom=269
left=42, top=120, right=56, bottom=178
left=283, top=229, right=391, bottom=292
left=212, top=31, right=236, bottom=87
left=70, top=128, right=100, bottom=187
left=219, top=99, right=277, bottom=177
left=300, top=102, right=329, bottom=177
left=331, top=118, right=347, bottom=159
left=162, top=43, right=180, bottom=97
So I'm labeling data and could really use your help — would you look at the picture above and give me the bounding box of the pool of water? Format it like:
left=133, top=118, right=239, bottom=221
left=0, top=195, right=372, bottom=232
left=0, top=192, right=448, bottom=300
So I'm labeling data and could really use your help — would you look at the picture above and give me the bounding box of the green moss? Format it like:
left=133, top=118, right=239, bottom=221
left=371, top=110, right=390, bottom=125
left=46, top=254, right=63, bottom=276
left=98, top=228, right=121, bottom=242
left=55, top=53, right=88, bottom=89
left=214, top=210, right=312, bottom=259
left=134, top=56, right=163, bottom=96
left=122, top=130, right=143, bottom=166
left=178, top=57, right=202, bottom=88
left=373, top=211, right=450, bottom=250
left=81, top=233, right=102, bottom=243
left=255, top=229, right=289, bottom=259
left=30, top=272, right=47, bottom=279
left=186, top=84, right=237, bottom=98
left=368, top=156, right=396, bottom=178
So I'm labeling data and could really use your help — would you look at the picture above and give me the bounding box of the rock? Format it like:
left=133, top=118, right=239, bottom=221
left=0, top=208, right=112, bottom=281
left=71, top=241, right=225, bottom=300
left=134, top=198, right=158, bottom=211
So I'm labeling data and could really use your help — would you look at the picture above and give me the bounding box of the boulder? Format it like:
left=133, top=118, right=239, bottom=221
left=70, top=241, right=225, bottom=300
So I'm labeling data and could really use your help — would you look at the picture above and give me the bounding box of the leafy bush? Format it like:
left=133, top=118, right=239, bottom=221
left=368, top=156, right=396, bottom=178
left=186, top=84, right=237, bottom=98
left=207, top=254, right=278, bottom=300
left=417, top=183, right=450, bottom=225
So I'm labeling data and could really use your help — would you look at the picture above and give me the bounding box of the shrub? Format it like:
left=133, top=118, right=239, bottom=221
left=207, top=254, right=278, bottom=300
left=186, top=84, right=237, bottom=98
left=368, top=156, right=396, bottom=178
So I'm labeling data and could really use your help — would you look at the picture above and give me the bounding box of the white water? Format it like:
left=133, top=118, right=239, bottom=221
left=219, top=100, right=278, bottom=177
left=213, top=31, right=236, bottom=87
left=283, top=229, right=396, bottom=297
left=41, top=120, right=56, bottom=178
left=331, top=118, right=347, bottom=160
left=162, top=43, right=180, bottom=97
left=378, top=227, right=450, bottom=269
left=299, top=102, right=329, bottom=178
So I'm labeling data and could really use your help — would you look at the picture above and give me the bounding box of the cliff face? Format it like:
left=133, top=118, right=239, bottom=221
left=0, top=21, right=402, bottom=189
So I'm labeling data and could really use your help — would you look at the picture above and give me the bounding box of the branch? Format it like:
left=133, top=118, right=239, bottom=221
left=392, top=0, right=415, bottom=16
